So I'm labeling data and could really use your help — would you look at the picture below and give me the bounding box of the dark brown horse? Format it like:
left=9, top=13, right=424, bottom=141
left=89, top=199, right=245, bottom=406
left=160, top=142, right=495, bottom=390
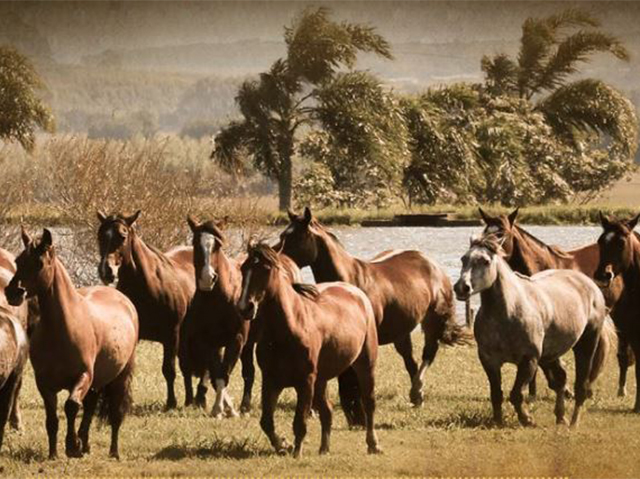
left=479, top=207, right=634, bottom=398
left=594, top=212, right=640, bottom=412
left=0, top=247, right=29, bottom=438
left=183, top=217, right=304, bottom=415
left=6, top=228, right=138, bottom=459
left=97, top=211, right=197, bottom=409
left=237, top=243, right=381, bottom=457
left=276, top=208, right=471, bottom=419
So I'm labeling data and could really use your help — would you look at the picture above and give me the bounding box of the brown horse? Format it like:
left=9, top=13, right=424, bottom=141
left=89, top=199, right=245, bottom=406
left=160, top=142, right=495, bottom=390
left=0, top=247, right=29, bottom=437
left=6, top=228, right=138, bottom=459
left=479, top=207, right=634, bottom=398
left=183, top=217, right=304, bottom=415
left=237, top=243, right=381, bottom=457
left=276, top=208, right=471, bottom=418
left=97, top=210, right=197, bottom=409
left=594, top=212, right=640, bottom=412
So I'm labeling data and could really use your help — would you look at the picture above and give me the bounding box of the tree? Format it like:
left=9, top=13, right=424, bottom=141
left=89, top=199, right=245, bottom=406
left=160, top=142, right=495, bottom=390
left=211, top=7, right=393, bottom=210
left=0, top=45, right=54, bottom=150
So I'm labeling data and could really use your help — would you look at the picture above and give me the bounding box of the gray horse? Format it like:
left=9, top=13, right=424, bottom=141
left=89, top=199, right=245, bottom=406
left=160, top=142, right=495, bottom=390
left=454, top=235, right=616, bottom=427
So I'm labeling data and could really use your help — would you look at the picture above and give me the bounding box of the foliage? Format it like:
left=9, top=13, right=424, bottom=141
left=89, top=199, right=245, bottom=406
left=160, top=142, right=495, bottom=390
left=212, top=7, right=394, bottom=210
left=0, top=45, right=54, bottom=150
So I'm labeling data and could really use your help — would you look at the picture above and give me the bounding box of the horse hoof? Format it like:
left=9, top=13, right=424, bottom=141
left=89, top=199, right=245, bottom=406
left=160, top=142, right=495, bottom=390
left=368, top=445, right=383, bottom=455
left=556, top=417, right=568, bottom=426
left=526, top=394, right=537, bottom=404
left=109, top=450, right=120, bottom=460
left=319, top=447, right=329, bottom=455
left=165, top=401, right=177, bottom=411
left=409, top=389, right=424, bottom=407
left=211, top=405, right=223, bottom=418
left=564, top=389, right=574, bottom=400
left=618, top=388, right=627, bottom=398
left=225, top=408, right=239, bottom=418
left=65, top=448, right=83, bottom=459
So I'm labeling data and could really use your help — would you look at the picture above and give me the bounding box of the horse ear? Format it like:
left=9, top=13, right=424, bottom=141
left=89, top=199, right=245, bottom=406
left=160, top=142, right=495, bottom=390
left=599, top=211, right=612, bottom=229
left=303, top=207, right=313, bottom=225
left=627, top=212, right=640, bottom=231
left=39, top=228, right=53, bottom=251
left=287, top=209, right=297, bottom=222
left=469, top=233, right=480, bottom=246
left=478, top=207, right=490, bottom=224
left=21, top=225, right=32, bottom=248
left=126, top=210, right=141, bottom=226
left=187, top=215, right=199, bottom=232
left=97, top=210, right=107, bottom=223
left=508, top=207, right=519, bottom=226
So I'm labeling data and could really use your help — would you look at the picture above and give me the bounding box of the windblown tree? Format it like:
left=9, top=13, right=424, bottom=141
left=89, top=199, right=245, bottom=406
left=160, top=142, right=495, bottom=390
left=0, top=45, right=54, bottom=150
left=480, top=8, right=637, bottom=202
left=211, top=7, right=395, bottom=210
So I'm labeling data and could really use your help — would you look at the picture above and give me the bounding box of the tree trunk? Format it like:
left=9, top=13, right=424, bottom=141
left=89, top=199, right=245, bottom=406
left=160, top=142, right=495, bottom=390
left=277, top=133, right=294, bottom=211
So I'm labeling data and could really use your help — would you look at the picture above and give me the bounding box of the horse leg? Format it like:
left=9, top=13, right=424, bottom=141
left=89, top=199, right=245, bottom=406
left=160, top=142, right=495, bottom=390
left=0, top=372, right=18, bottom=451
left=313, top=380, right=332, bottom=455
left=527, top=370, right=538, bottom=401
left=618, top=336, right=630, bottom=398
left=9, top=375, right=23, bottom=431
left=240, top=340, right=255, bottom=413
left=259, top=378, right=288, bottom=455
left=37, top=383, right=59, bottom=459
left=292, top=375, right=315, bottom=459
left=571, top=329, right=599, bottom=427
left=210, top=348, right=226, bottom=418
left=338, top=368, right=365, bottom=428
left=77, top=390, right=99, bottom=454
left=219, top=332, right=248, bottom=418
left=509, top=357, right=538, bottom=427
left=65, top=372, right=92, bottom=458
left=411, top=322, right=440, bottom=407
left=479, top=354, right=503, bottom=426
left=162, top=341, right=178, bottom=410
left=630, top=339, right=640, bottom=413
left=195, top=370, right=209, bottom=408
left=541, top=360, right=568, bottom=425
left=393, top=334, right=420, bottom=406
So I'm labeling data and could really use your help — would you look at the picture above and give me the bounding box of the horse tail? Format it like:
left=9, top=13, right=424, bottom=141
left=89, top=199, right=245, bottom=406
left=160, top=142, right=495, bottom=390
left=98, top=355, right=135, bottom=424
left=590, top=316, right=618, bottom=384
left=432, top=289, right=474, bottom=347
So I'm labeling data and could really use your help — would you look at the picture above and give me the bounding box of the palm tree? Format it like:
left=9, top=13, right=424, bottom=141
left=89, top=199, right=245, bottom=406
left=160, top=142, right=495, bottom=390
left=480, top=8, right=637, bottom=198
left=212, top=7, right=393, bottom=210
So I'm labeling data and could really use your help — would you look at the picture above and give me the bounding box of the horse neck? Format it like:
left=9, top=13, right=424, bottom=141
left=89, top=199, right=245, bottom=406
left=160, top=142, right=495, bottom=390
left=622, top=234, right=640, bottom=287
left=310, top=231, right=362, bottom=283
left=479, top=258, right=522, bottom=317
left=37, top=256, right=81, bottom=332
left=260, top=270, right=306, bottom=340
left=510, top=227, right=571, bottom=274
left=121, top=232, right=164, bottom=284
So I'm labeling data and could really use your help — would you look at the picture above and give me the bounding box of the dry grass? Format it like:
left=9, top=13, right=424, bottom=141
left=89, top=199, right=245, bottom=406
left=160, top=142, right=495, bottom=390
left=1, top=337, right=639, bottom=477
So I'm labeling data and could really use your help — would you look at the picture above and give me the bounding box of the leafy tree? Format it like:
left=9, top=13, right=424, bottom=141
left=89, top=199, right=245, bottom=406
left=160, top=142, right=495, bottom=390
left=211, top=7, right=393, bottom=210
left=0, top=45, right=54, bottom=150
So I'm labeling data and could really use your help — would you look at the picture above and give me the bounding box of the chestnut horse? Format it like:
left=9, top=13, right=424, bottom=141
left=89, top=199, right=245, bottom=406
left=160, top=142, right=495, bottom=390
left=0, top=247, right=29, bottom=439
left=479, top=208, right=633, bottom=398
left=97, top=211, right=197, bottom=409
left=276, top=208, right=471, bottom=420
left=454, top=235, right=616, bottom=427
left=183, top=217, right=303, bottom=415
left=6, top=228, right=138, bottom=459
left=237, top=243, right=381, bottom=457
left=594, top=212, right=640, bottom=412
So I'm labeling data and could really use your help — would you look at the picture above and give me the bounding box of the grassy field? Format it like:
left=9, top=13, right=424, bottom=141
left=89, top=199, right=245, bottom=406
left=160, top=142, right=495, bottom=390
left=1, top=336, right=639, bottom=477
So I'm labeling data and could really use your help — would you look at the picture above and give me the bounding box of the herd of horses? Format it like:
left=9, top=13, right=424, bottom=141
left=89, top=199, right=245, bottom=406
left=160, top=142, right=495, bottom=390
left=0, top=206, right=638, bottom=459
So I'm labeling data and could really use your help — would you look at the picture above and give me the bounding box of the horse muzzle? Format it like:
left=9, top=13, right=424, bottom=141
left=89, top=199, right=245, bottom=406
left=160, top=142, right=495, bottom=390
left=197, top=269, right=218, bottom=292
left=453, top=280, right=472, bottom=301
left=6, top=284, right=27, bottom=306
left=98, top=260, right=118, bottom=285
left=237, top=301, right=257, bottom=321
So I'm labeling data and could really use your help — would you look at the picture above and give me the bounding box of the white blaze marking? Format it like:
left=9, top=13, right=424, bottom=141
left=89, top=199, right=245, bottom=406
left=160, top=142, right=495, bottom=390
left=485, top=226, right=500, bottom=234
left=283, top=225, right=295, bottom=236
left=603, top=232, right=616, bottom=244
left=198, top=233, right=217, bottom=290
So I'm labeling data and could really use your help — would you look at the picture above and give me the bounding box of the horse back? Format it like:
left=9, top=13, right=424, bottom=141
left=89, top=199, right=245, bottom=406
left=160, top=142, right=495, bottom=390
left=365, top=250, right=451, bottom=342
left=0, top=248, right=16, bottom=274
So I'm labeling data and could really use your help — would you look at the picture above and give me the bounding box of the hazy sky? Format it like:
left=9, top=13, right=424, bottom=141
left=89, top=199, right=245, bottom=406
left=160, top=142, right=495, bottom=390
left=3, top=1, right=639, bottom=63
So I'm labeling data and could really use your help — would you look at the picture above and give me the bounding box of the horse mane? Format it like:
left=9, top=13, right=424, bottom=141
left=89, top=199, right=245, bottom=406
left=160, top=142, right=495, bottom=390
left=249, top=242, right=281, bottom=268
left=103, top=215, right=175, bottom=267
left=310, top=219, right=344, bottom=248
left=514, top=225, right=573, bottom=259
left=471, top=234, right=503, bottom=254
left=292, top=282, right=320, bottom=299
